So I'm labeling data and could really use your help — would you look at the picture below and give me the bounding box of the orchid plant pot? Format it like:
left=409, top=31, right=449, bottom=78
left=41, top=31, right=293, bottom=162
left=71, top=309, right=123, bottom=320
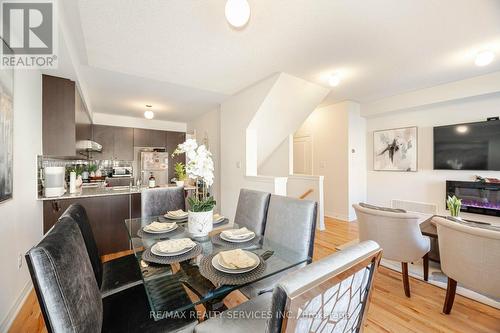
left=176, top=180, right=185, bottom=187
left=187, top=209, right=213, bottom=237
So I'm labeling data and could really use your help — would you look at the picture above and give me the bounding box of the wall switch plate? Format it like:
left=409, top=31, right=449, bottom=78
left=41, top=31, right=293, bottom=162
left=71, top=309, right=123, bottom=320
left=18, top=253, right=23, bottom=269
left=236, top=161, right=241, bottom=169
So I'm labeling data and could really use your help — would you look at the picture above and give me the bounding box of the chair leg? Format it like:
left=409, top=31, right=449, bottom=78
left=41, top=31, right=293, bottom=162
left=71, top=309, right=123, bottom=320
left=401, top=262, right=411, bottom=297
left=422, top=253, right=429, bottom=282
left=443, top=278, right=457, bottom=314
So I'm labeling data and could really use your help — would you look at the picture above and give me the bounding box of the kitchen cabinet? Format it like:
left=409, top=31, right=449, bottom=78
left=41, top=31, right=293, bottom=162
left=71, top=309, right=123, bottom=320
left=93, top=125, right=134, bottom=161
left=92, top=125, right=114, bottom=160
left=166, top=131, right=186, bottom=181
left=75, top=90, right=92, bottom=142
left=43, top=195, right=131, bottom=255
left=42, top=75, right=93, bottom=157
left=133, top=128, right=166, bottom=148
left=42, top=75, right=76, bottom=156
left=113, top=126, right=134, bottom=160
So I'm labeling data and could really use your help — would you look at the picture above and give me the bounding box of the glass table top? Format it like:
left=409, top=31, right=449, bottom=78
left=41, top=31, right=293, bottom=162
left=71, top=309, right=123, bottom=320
left=124, top=215, right=309, bottom=319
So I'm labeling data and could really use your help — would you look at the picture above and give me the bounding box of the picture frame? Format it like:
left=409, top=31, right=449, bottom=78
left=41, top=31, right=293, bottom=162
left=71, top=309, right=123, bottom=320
left=0, top=38, right=14, bottom=203
left=373, top=126, right=418, bottom=172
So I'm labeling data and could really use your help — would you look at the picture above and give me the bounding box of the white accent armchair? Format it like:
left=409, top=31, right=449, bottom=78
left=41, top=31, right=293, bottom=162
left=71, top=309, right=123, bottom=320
left=433, top=216, right=500, bottom=314
left=353, top=204, right=430, bottom=297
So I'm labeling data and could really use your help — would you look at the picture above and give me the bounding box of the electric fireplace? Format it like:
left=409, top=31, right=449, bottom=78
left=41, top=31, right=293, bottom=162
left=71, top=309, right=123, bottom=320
left=446, top=180, right=500, bottom=217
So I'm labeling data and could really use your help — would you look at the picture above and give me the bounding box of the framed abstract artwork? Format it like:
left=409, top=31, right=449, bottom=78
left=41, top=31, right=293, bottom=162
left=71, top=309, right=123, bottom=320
left=373, top=126, right=417, bottom=172
left=0, top=39, right=14, bottom=203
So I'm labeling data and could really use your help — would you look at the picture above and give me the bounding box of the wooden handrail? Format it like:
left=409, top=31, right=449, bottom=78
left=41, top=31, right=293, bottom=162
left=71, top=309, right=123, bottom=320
left=299, top=189, right=314, bottom=199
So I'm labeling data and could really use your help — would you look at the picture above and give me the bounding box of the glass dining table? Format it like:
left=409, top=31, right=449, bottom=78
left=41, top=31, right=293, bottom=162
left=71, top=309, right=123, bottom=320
left=124, top=215, right=309, bottom=320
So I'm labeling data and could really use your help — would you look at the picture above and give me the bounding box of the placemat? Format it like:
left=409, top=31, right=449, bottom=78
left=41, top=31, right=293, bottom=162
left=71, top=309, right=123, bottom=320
left=199, top=252, right=266, bottom=286
left=211, top=233, right=262, bottom=249
left=137, top=225, right=185, bottom=239
left=141, top=243, right=202, bottom=264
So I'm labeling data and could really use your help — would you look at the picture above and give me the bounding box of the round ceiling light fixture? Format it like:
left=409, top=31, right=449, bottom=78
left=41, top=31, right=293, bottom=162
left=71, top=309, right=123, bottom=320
left=144, top=105, right=154, bottom=120
left=474, top=50, right=495, bottom=67
left=225, top=0, right=251, bottom=28
left=456, top=125, right=469, bottom=134
left=328, top=73, right=341, bottom=87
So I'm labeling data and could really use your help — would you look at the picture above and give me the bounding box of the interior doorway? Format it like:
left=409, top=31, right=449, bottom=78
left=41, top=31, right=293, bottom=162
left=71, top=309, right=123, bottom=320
left=293, top=135, right=313, bottom=175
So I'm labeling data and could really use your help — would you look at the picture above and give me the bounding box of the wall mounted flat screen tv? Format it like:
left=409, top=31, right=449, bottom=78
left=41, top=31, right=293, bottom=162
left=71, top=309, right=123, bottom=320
left=434, top=119, right=500, bottom=171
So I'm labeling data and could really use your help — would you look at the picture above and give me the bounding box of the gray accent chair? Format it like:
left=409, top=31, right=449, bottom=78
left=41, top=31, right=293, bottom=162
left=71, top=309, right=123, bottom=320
left=195, top=241, right=382, bottom=333
left=353, top=203, right=430, bottom=298
left=142, top=187, right=186, bottom=218
left=434, top=216, right=500, bottom=314
left=61, top=203, right=142, bottom=297
left=25, top=216, right=198, bottom=333
left=240, top=195, right=317, bottom=298
left=234, top=189, right=271, bottom=235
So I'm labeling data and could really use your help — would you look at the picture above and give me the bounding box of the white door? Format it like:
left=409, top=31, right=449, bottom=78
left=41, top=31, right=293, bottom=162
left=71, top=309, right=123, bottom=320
left=293, top=136, right=313, bottom=175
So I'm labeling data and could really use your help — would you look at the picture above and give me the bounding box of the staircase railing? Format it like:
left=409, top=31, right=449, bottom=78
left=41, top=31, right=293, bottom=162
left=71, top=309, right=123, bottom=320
left=299, top=189, right=314, bottom=199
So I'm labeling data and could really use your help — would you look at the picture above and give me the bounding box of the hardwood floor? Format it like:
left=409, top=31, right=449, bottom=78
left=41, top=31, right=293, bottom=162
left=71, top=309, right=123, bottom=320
left=9, top=217, right=500, bottom=333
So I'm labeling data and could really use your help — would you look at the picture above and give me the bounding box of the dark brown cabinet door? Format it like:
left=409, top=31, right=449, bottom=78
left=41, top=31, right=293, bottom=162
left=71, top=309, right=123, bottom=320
left=166, top=131, right=186, bottom=180
left=133, top=128, right=150, bottom=147
left=43, top=195, right=131, bottom=255
left=75, top=90, right=92, bottom=142
left=113, top=126, right=134, bottom=161
left=42, top=75, right=76, bottom=156
left=150, top=130, right=166, bottom=148
left=92, top=125, right=114, bottom=160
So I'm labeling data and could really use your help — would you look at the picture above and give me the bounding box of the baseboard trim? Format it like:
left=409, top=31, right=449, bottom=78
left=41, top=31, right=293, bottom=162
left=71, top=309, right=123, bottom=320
left=325, top=211, right=351, bottom=222
left=0, top=281, right=33, bottom=333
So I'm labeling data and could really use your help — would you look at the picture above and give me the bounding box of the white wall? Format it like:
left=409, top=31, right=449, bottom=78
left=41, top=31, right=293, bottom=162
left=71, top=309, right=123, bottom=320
left=295, top=101, right=367, bottom=221
left=258, top=136, right=292, bottom=177
left=0, top=70, right=43, bottom=331
left=93, top=112, right=187, bottom=132
left=187, top=107, right=221, bottom=210
left=366, top=93, right=500, bottom=219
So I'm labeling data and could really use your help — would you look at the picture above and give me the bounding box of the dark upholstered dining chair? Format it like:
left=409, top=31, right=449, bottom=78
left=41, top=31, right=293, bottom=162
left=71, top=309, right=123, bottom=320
left=240, top=194, right=317, bottom=298
left=142, top=187, right=186, bottom=218
left=195, top=241, right=382, bottom=333
left=61, top=203, right=142, bottom=297
left=25, top=216, right=198, bottom=333
left=234, top=189, right=271, bottom=235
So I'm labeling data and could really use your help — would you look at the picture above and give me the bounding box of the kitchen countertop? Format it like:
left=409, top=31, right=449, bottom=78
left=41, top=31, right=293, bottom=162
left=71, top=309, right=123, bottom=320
left=38, top=185, right=196, bottom=201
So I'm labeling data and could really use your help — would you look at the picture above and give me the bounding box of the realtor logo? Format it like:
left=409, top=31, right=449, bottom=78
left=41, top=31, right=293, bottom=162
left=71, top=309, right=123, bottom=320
left=1, top=0, right=57, bottom=68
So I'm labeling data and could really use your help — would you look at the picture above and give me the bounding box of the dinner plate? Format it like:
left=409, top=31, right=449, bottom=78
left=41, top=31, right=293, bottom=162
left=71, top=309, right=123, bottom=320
left=151, top=243, right=195, bottom=257
left=211, top=252, right=260, bottom=274
left=143, top=223, right=178, bottom=234
left=213, top=216, right=226, bottom=224
left=220, top=232, right=256, bottom=243
left=164, top=213, right=188, bottom=220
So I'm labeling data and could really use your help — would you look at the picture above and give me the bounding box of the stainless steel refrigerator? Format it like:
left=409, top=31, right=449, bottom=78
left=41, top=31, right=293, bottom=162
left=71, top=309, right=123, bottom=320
left=139, top=151, right=169, bottom=186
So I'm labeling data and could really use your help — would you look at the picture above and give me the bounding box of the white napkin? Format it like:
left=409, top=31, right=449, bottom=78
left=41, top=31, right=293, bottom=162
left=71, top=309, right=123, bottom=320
left=144, top=221, right=175, bottom=232
left=166, top=209, right=188, bottom=217
left=218, top=249, right=256, bottom=269
left=221, top=227, right=255, bottom=240
left=213, top=213, right=225, bottom=222
left=156, top=238, right=195, bottom=253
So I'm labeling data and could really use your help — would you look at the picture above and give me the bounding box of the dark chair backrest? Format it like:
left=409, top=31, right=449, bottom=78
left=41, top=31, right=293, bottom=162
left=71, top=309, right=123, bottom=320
left=234, top=189, right=271, bottom=235
left=264, top=195, right=317, bottom=262
left=61, top=203, right=103, bottom=288
left=141, top=187, right=186, bottom=217
left=267, top=241, right=382, bottom=333
left=25, top=217, right=103, bottom=333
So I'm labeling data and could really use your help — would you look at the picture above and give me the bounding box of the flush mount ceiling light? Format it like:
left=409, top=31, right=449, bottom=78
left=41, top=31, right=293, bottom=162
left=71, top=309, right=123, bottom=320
left=456, top=125, right=469, bottom=134
left=144, top=105, right=154, bottom=120
left=225, top=0, right=250, bottom=28
left=475, top=50, right=495, bottom=66
left=328, top=73, right=341, bottom=87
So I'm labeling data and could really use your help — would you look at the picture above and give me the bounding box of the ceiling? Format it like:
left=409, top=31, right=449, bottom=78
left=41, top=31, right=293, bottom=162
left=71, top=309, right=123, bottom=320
left=61, top=0, right=500, bottom=121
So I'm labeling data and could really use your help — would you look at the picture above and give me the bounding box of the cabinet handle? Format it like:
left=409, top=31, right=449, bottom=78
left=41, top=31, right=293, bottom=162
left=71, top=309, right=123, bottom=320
left=52, top=201, right=61, bottom=212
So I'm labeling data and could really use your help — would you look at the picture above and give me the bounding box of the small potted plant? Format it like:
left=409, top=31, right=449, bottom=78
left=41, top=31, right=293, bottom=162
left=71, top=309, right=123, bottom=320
left=447, top=195, right=462, bottom=218
left=173, top=139, right=215, bottom=237
left=174, top=162, right=187, bottom=187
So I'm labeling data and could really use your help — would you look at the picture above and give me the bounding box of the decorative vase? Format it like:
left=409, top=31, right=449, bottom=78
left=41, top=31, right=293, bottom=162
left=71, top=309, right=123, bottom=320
left=176, top=180, right=185, bottom=187
left=188, top=210, right=213, bottom=237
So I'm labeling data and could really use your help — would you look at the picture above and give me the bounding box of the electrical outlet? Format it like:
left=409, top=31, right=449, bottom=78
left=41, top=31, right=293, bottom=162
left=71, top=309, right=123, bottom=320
left=17, top=253, right=23, bottom=269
